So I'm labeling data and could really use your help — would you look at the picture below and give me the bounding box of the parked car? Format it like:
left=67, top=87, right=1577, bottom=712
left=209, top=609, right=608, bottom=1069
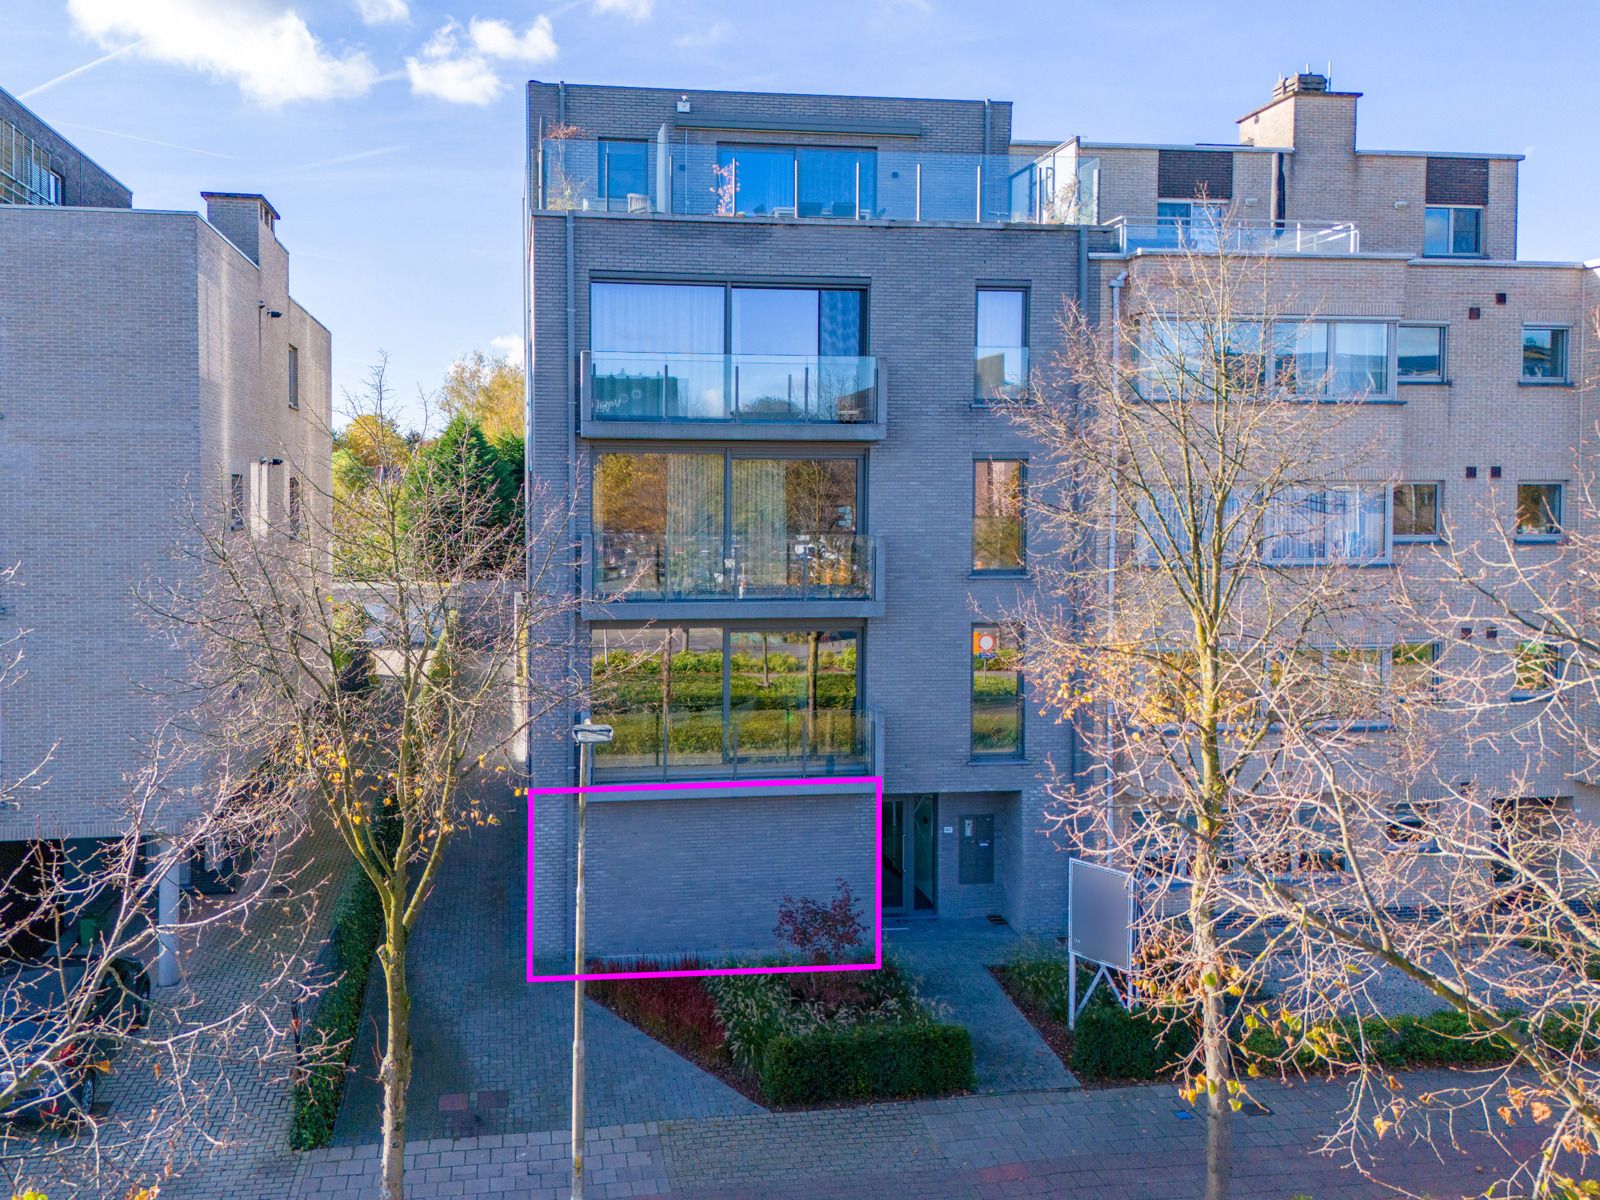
left=0, top=955, right=149, bottom=1125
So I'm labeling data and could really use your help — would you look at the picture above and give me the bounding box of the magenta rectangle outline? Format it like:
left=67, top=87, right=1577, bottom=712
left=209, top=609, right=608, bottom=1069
left=524, top=775, right=884, bottom=983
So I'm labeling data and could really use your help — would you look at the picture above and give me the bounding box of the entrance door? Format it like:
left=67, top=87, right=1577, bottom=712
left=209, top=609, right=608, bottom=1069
left=882, top=794, right=937, bottom=915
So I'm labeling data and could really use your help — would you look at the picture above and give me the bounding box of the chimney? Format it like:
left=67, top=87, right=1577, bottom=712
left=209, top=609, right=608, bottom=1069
left=1238, top=69, right=1360, bottom=153
left=201, top=192, right=280, bottom=265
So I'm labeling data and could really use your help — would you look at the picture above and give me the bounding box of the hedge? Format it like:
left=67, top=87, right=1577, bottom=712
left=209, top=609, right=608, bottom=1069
left=290, top=859, right=384, bottom=1150
left=760, top=1023, right=973, bottom=1105
left=1071, top=997, right=1197, bottom=1082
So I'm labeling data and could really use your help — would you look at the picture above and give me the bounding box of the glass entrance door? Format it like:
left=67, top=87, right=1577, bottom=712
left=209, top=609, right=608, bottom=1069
left=883, top=794, right=937, bottom=915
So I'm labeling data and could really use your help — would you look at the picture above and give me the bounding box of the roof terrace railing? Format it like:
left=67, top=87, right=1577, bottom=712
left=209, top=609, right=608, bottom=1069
left=1109, top=217, right=1361, bottom=256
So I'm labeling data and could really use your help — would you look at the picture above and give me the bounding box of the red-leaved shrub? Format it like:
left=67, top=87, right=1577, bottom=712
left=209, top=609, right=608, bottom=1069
left=773, top=878, right=865, bottom=963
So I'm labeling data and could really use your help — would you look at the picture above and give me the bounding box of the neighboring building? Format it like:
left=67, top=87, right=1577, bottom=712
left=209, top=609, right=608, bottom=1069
left=0, top=88, right=332, bottom=979
left=522, top=73, right=1597, bottom=961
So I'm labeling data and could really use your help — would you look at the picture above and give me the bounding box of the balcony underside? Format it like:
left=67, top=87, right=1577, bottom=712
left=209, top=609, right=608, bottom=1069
left=582, top=596, right=884, bottom=621
left=580, top=416, right=886, bottom=441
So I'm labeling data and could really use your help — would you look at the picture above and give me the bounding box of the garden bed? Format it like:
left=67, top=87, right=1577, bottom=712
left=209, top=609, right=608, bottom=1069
left=588, top=958, right=972, bottom=1108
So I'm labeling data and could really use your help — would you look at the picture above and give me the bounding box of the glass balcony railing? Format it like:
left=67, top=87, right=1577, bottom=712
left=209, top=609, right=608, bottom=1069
left=591, top=706, right=878, bottom=783
left=975, top=345, right=1030, bottom=403
left=1110, top=217, right=1360, bottom=256
left=540, top=138, right=1057, bottom=224
left=585, top=531, right=878, bottom=602
left=583, top=351, right=878, bottom=425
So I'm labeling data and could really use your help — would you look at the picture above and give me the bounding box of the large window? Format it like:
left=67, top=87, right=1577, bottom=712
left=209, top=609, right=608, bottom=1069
left=1275, top=321, right=1390, bottom=397
left=1521, top=326, right=1569, bottom=382
left=971, top=625, right=1023, bottom=758
left=1391, top=483, right=1440, bottom=541
left=973, top=458, right=1025, bottom=573
left=1512, top=640, right=1560, bottom=697
left=589, top=625, right=864, bottom=778
left=1397, top=325, right=1445, bottom=381
left=715, top=145, right=877, bottom=218
left=1515, top=482, right=1563, bottom=540
left=975, top=288, right=1028, bottom=401
left=599, top=139, right=649, bottom=210
left=1264, top=486, right=1389, bottom=565
left=589, top=281, right=867, bottom=420
left=592, top=451, right=865, bottom=599
left=1423, top=205, right=1482, bottom=256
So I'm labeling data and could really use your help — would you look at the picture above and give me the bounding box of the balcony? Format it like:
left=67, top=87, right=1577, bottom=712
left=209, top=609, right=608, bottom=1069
left=1108, top=217, right=1361, bottom=256
left=540, top=138, right=1061, bottom=225
left=582, top=531, right=883, bottom=619
left=590, top=706, right=880, bottom=787
left=580, top=350, right=885, bottom=440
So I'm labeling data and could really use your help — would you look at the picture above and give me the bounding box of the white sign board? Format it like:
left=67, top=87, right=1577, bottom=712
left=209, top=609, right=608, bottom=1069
left=1068, top=859, right=1134, bottom=972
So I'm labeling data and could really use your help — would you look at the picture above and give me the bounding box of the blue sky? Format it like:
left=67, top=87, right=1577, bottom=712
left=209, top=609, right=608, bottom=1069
left=4, top=0, right=1597, bottom=430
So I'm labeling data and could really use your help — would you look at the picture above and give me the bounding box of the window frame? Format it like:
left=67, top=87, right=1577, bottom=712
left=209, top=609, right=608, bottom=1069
left=1520, top=325, right=1570, bottom=384
left=1511, top=639, right=1562, bottom=700
left=974, top=286, right=1030, bottom=405
left=1396, top=323, right=1446, bottom=383
left=1422, top=204, right=1484, bottom=257
left=288, top=475, right=303, bottom=540
left=227, top=472, right=246, bottom=533
left=970, top=623, right=1025, bottom=760
left=1391, top=482, right=1442, bottom=543
left=287, top=344, right=300, bottom=410
left=971, top=456, right=1028, bottom=575
left=1514, top=481, right=1564, bottom=543
left=1140, top=316, right=1395, bottom=402
left=1263, top=484, right=1392, bottom=566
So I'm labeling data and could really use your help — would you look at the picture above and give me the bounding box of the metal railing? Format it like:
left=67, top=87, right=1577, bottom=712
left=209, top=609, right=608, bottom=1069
left=585, top=531, right=878, bottom=603
left=1110, top=217, right=1360, bottom=256
left=540, top=138, right=1057, bottom=224
left=583, top=350, right=879, bottom=424
left=590, top=707, right=878, bottom=782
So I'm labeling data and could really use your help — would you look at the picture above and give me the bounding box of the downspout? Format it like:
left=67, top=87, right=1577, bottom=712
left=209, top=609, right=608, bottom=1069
left=1104, top=270, right=1128, bottom=849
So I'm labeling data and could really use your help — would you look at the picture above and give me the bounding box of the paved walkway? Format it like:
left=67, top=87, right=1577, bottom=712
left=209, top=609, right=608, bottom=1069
left=885, top=918, right=1077, bottom=1094
left=333, top=783, right=757, bottom=1144
left=290, top=1069, right=1567, bottom=1198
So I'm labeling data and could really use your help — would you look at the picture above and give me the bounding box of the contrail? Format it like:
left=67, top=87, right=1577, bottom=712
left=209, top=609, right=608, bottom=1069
left=55, top=122, right=234, bottom=160
left=19, top=41, right=144, bottom=100
left=268, top=144, right=410, bottom=175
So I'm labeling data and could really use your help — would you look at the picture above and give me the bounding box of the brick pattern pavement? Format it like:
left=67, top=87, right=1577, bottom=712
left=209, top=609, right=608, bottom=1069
left=289, top=1072, right=1570, bottom=1199
left=886, top=919, right=1077, bottom=1094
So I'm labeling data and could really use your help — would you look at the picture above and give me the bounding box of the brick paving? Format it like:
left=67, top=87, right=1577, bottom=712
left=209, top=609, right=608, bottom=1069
left=886, top=919, right=1077, bottom=1094
left=332, top=781, right=759, bottom=1146
left=289, top=1071, right=1575, bottom=1198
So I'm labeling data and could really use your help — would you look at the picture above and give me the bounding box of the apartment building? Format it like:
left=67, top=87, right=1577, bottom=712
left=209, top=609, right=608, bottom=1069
left=523, top=73, right=1597, bottom=961
left=0, top=88, right=332, bottom=978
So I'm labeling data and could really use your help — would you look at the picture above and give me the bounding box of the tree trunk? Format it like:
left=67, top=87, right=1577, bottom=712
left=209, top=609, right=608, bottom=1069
left=377, top=909, right=412, bottom=1200
left=1193, top=878, right=1233, bottom=1200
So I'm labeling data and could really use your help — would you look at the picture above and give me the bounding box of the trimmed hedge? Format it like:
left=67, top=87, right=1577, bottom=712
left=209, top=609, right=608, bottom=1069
left=1071, top=997, right=1197, bottom=1082
left=290, top=860, right=384, bottom=1150
left=761, top=1023, right=974, bottom=1105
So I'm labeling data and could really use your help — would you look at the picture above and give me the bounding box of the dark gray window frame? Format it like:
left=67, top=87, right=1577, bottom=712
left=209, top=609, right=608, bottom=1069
left=971, top=454, right=1028, bottom=575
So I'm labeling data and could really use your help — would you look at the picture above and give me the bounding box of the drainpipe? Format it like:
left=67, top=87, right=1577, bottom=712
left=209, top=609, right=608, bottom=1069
left=1103, top=271, right=1128, bottom=850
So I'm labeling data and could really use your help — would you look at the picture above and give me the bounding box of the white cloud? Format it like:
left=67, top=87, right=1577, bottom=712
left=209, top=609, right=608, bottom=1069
left=352, top=0, right=409, bottom=24
left=674, top=20, right=727, bottom=48
left=489, top=335, right=523, bottom=359
left=406, top=16, right=558, bottom=106
left=406, top=27, right=503, bottom=105
left=595, top=0, right=654, bottom=20
left=66, top=0, right=379, bottom=106
left=468, top=16, right=558, bottom=63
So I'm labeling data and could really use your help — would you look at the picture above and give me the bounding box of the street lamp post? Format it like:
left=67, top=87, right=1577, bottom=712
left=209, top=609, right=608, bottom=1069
left=570, top=719, right=612, bottom=1200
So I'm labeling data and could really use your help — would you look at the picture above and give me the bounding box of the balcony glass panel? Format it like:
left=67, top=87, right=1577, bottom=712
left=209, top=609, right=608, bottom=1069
left=589, top=352, right=875, bottom=423
left=590, top=625, right=872, bottom=781
left=1112, top=218, right=1360, bottom=255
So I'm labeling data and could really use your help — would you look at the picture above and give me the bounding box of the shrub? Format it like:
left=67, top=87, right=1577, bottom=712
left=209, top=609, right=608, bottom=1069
left=1070, top=996, right=1195, bottom=1082
left=290, top=859, right=384, bottom=1150
left=774, top=878, right=865, bottom=962
left=1002, top=949, right=1074, bottom=1022
left=588, top=959, right=726, bottom=1061
left=761, top=1023, right=973, bottom=1105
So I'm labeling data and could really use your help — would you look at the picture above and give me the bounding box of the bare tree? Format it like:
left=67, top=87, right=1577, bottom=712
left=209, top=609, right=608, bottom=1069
left=1015, top=231, right=1600, bottom=1196
left=150, top=360, right=579, bottom=1200
left=0, top=575, right=329, bottom=1196
left=1009, top=230, right=1412, bottom=1199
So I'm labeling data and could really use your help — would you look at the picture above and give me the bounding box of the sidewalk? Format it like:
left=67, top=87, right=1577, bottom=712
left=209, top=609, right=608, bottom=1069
left=289, top=1069, right=1557, bottom=1199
